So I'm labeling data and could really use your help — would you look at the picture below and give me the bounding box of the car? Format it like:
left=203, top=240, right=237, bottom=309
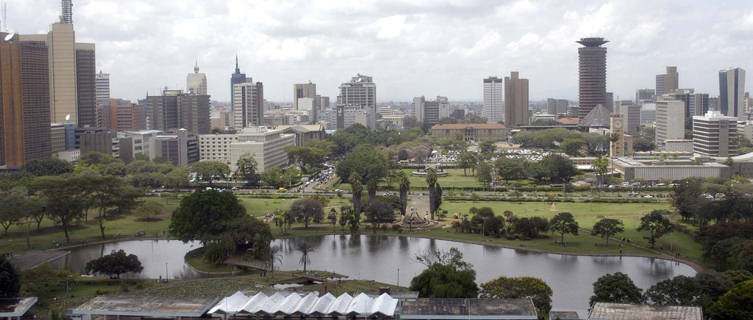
left=643, top=195, right=653, bottom=198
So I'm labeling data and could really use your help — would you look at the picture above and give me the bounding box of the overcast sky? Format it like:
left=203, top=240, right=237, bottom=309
left=8, top=0, right=753, bottom=103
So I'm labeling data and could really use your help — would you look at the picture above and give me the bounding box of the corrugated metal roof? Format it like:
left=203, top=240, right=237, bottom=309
left=210, top=292, right=398, bottom=317
left=588, top=303, right=702, bottom=320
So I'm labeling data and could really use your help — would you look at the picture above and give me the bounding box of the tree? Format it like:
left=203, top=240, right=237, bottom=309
left=233, top=153, right=259, bottom=186
left=561, top=137, right=585, bottom=156
left=637, top=210, right=673, bottom=249
left=33, top=175, right=90, bottom=242
left=480, top=276, right=553, bottom=315
left=708, top=280, right=753, bottom=320
left=165, top=167, right=190, bottom=191
left=410, top=248, right=478, bottom=298
left=399, top=173, right=410, bottom=216
left=0, top=255, right=20, bottom=297
left=476, top=162, right=493, bottom=187
left=538, top=154, right=578, bottom=183
left=349, top=173, right=365, bottom=212
left=457, top=151, right=478, bottom=176
left=296, top=241, right=314, bottom=273
left=90, top=175, right=139, bottom=239
left=591, top=218, right=624, bottom=245
left=426, top=168, right=439, bottom=220
left=285, top=146, right=326, bottom=173
left=590, top=272, right=644, bottom=306
left=550, top=212, right=579, bottom=246
left=192, top=161, right=230, bottom=185
left=85, top=250, right=144, bottom=279
left=495, top=157, right=526, bottom=183
left=22, top=157, right=73, bottom=176
left=263, top=167, right=286, bottom=188
left=479, top=140, right=496, bottom=155
left=336, top=144, right=390, bottom=204
left=288, top=198, right=324, bottom=229
left=169, top=190, right=246, bottom=242
left=671, top=178, right=705, bottom=221
left=695, top=270, right=735, bottom=311
left=138, top=198, right=165, bottom=221
left=365, top=200, right=395, bottom=228
left=644, top=275, right=702, bottom=306
left=0, top=188, right=25, bottom=235
left=78, top=151, right=118, bottom=167
left=223, top=216, right=272, bottom=259
left=592, top=155, right=609, bottom=186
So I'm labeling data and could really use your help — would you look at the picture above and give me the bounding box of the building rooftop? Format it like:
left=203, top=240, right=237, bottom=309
left=72, top=295, right=219, bottom=318
left=588, top=303, right=702, bottom=320
left=576, top=37, right=608, bottom=47
left=579, top=104, right=611, bottom=128
left=431, top=123, right=506, bottom=130
left=0, top=297, right=38, bottom=318
left=550, top=310, right=581, bottom=320
left=209, top=291, right=398, bottom=317
left=399, top=298, right=537, bottom=320
left=556, top=117, right=581, bottom=125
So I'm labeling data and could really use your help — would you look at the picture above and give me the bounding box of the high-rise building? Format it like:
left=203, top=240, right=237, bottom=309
left=719, top=67, right=746, bottom=118
left=75, top=43, right=95, bottom=127
left=337, top=74, right=376, bottom=130
left=96, top=71, right=110, bottom=106
left=61, top=0, right=73, bottom=24
left=504, top=71, right=529, bottom=127
left=153, top=128, right=199, bottom=166
left=47, top=22, right=77, bottom=124
left=0, top=37, right=52, bottom=167
left=148, top=89, right=210, bottom=134
left=483, top=76, right=503, bottom=123
left=97, top=99, right=147, bottom=131
left=412, top=96, right=425, bottom=121
left=605, top=92, right=614, bottom=112
left=656, top=66, right=678, bottom=96
left=616, top=100, right=640, bottom=135
left=412, top=96, right=445, bottom=125
left=691, top=93, right=710, bottom=117
left=693, top=110, right=738, bottom=157
left=187, top=62, right=207, bottom=95
left=233, top=81, right=264, bottom=128
left=635, top=89, right=655, bottom=103
left=76, top=127, right=119, bottom=158
left=437, top=96, right=451, bottom=119
left=293, top=82, right=316, bottom=111
left=577, top=38, right=608, bottom=119
left=655, top=98, right=685, bottom=149
left=547, top=98, right=568, bottom=117
left=230, top=55, right=247, bottom=109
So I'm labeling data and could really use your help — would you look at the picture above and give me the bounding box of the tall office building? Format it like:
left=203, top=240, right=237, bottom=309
left=47, top=22, right=77, bottom=124
left=483, top=76, right=503, bottom=122
left=547, top=98, right=569, bottom=117
left=61, top=0, right=73, bottom=24
left=75, top=43, right=95, bottom=127
left=577, top=38, right=608, bottom=119
left=148, top=89, right=210, bottom=134
left=635, top=89, right=655, bottom=103
left=95, top=71, right=110, bottom=106
left=0, top=37, right=52, bottom=167
left=504, top=71, right=529, bottom=127
left=693, top=110, right=738, bottom=157
left=293, top=82, right=316, bottom=111
left=656, top=66, right=679, bottom=96
left=616, top=100, right=640, bottom=135
left=97, top=99, right=147, bottom=131
left=437, top=96, right=451, bottom=119
left=691, top=93, right=710, bottom=117
left=230, top=55, right=247, bottom=109
left=412, top=96, right=425, bottom=122
left=233, top=81, right=264, bottom=128
left=655, top=98, right=685, bottom=149
left=187, top=62, right=207, bottom=95
left=719, top=67, right=746, bottom=118
left=337, top=74, right=376, bottom=130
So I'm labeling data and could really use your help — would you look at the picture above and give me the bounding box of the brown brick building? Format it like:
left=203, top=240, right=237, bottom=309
left=0, top=37, right=51, bottom=167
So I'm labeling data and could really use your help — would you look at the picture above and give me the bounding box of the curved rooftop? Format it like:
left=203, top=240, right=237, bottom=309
left=577, top=37, right=609, bottom=47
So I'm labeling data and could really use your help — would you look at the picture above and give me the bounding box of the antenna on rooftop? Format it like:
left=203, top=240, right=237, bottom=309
left=2, top=1, right=7, bottom=32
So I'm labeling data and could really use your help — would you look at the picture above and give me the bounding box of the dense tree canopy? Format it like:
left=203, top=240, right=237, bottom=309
left=21, top=157, right=73, bottom=176
left=591, top=218, right=624, bottom=245
left=708, top=280, right=753, bottom=320
left=480, top=276, right=553, bottom=314
left=85, top=250, right=143, bottom=279
left=0, top=255, right=20, bottom=297
left=336, top=144, right=390, bottom=191
left=410, top=248, right=478, bottom=298
left=638, top=210, right=673, bottom=248
left=169, top=190, right=246, bottom=242
left=590, top=272, right=644, bottom=306
left=288, top=198, right=324, bottom=229
left=192, top=161, right=230, bottom=185
left=550, top=212, right=579, bottom=246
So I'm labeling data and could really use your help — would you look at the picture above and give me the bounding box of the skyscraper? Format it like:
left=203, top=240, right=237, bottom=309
left=187, top=62, right=207, bottom=95
left=233, top=81, right=264, bottom=128
left=0, top=37, right=52, bottom=167
left=148, top=89, right=210, bottom=134
left=483, top=76, right=503, bottom=123
left=61, top=0, right=73, bottom=24
left=577, top=38, right=608, bottom=119
left=47, top=22, right=77, bottom=124
left=635, top=88, right=655, bottom=103
left=655, top=98, right=685, bottom=149
left=693, top=111, right=738, bottom=157
left=75, top=43, right=95, bottom=127
left=656, top=66, right=679, bottom=96
left=504, top=71, right=529, bottom=127
left=293, top=82, right=316, bottom=111
left=96, top=71, right=110, bottom=107
left=230, top=55, right=247, bottom=109
left=337, top=74, right=376, bottom=130
left=719, top=67, right=746, bottom=118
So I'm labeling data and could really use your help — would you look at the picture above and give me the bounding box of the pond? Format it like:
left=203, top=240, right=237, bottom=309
left=59, top=235, right=696, bottom=314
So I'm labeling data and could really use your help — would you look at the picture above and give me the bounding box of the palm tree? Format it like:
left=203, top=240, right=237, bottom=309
left=297, top=242, right=314, bottom=273
left=593, top=155, right=609, bottom=187
left=268, top=245, right=283, bottom=274
left=426, top=168, right=438, bottom=220
left=350, top=174, right=363, bottom=213
left=399, top=173, right=410, bottom=216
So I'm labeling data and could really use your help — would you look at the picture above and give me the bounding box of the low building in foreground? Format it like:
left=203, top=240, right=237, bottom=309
left=71, top=292, right=538, bottom=320
left=430, top=123, right=507, bottom=141
left=588, top=302, right=702, bottom=320
left=0, top=297, right=38, bottom=319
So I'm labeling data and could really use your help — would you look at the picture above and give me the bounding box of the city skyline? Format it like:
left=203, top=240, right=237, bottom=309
left=7, top=0, right=753, bottom=102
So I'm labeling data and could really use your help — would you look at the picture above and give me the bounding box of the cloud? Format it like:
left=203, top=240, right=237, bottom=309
left=7, top=0, right=753, bottom=102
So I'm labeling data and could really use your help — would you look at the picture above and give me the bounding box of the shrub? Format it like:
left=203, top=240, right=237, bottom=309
left=204, top=240, right=234, bottom=265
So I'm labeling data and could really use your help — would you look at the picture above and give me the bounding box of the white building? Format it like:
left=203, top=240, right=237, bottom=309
left=693, top=110, right=738, bottom=157
left=199, top=127, right=295, bottom=172
left=655, top=99, right=685, bottom=149
left=233, top=81, right=264, bottom=128
left=121, top=130, right=163, bottom=160
left=483, top=76, right=503, bottom=123
left=187, top=63, right=207, bottom=95
left=95, top=71, right=110, bottom=106
left=337, top=74, right=376, bottom=129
